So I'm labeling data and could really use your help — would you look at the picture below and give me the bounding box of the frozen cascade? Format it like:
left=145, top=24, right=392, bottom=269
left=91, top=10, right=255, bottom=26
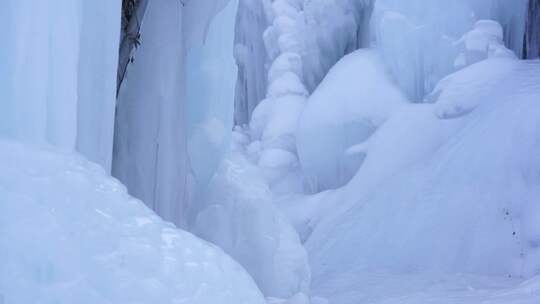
left=234, top=0, right=269, bottom=125
left=113, top=0, right=193, bottom=227
left=372, top=0, right=529, bottom=101
left=0, top=0, right=121, bottom=171
left=525, top=0, right=540, bottom=59
left=113, top=0, right=239, bottom=227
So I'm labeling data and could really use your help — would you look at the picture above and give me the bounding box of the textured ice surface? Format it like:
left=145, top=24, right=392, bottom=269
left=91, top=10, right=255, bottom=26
left=0, top=140, right=265, bottom=304
left=371, top=0, right=528, bottom=101
left=114, top=0, right=239, bottom=227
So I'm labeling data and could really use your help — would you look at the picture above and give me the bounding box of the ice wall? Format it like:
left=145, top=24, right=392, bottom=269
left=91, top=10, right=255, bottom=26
left=0, top=0, right=121, bottom=171
left=114, top=0, right=240, bottom=227
left=113, top=0, right=193, bottom=227
left=525, top=0, right=540, bottom=59
left=234, top=0, right=270, bottom=125
left=299, top=0, right=374, bottom=92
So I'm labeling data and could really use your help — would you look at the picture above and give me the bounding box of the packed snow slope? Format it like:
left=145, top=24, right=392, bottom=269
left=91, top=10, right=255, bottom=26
left=0, top=141, right=265, bottom=304
left=305, top=54, right=540, bottom=303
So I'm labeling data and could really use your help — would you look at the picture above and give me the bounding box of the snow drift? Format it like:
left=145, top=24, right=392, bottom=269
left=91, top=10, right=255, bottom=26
left=0, top=140, right=265, bottom=304
left=306, top=54, right=540, bottom=302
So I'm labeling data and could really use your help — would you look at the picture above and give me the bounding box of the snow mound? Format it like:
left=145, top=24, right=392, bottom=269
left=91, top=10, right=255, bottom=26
left=307, top=57, right=540, bottom=302
left=297, top=49, right=408, bottom=192
left=0, top=141, right=264, bottom=304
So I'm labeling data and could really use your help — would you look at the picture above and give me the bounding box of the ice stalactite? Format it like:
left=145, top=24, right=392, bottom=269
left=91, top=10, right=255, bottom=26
left=0, top=0, right=121, bottom=171
left=245, top=0, right=375, bottom=194
left=524, top=0, right=540, bottom=59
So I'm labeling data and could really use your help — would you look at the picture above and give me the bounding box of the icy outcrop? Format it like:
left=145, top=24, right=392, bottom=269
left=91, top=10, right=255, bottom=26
left=0, top=140, right=265, bottom=304
left=0, top=0, right=121, bottom=171
left=297, top=50, right=408, bottom=191
left=525, top=0, right=540, bottom=59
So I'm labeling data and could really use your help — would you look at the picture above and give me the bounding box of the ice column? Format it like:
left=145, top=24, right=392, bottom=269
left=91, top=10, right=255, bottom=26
left=0, top=0, right=120, bottom=171
left=525, top=0, right=540, bottom=59
left=233, top=0, right=270, bottom=125
left=113, top=0, right=194, bottom=227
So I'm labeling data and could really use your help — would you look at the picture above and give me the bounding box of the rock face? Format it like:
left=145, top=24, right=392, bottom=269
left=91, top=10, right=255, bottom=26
left=524, top=0, right=540, bottom=59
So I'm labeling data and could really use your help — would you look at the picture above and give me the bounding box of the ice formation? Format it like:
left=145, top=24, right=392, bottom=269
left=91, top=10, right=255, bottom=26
left=187, top=0, right=239, bottom=188
left=525, top=0, right=540, bottom=59
left=114, top=0, right=240, bottom=227
left=296, top=50, right=408, bottom=191
left=2, top=0, right=540, bottom=303
left=0, top=0, right=121, bottom=170
left=113, top=0, right=194, bottom=227
left=192, top=132, right=311, bottom=299
left=0, top=140, right=265, bottom=304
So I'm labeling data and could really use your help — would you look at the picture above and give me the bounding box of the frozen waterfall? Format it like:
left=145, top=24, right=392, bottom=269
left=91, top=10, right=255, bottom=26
left=113, top=0, right=239, bottom=227
left=0, top=0, right=121, bottom=171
